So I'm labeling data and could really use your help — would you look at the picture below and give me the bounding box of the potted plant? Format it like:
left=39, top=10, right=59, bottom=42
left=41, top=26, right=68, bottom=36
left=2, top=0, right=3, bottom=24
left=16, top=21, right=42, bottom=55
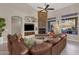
left=0, top=18, right=6, bottom=44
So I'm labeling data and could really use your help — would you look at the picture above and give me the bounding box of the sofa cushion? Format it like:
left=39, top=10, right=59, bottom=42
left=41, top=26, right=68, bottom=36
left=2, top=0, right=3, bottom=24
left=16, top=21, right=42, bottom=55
left=45, top=38, right=61, bottom=45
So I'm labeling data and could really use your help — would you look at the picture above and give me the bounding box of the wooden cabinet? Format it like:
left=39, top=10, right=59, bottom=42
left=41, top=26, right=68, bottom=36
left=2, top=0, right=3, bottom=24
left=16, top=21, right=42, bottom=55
left=38, top=11, right=47, bottom=28
left=24, top=32, right=35, bottom=36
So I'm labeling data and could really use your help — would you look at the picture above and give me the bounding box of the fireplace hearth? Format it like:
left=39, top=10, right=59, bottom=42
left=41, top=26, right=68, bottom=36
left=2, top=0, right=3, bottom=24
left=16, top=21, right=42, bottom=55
left=39, top=28, right=46, bottom=34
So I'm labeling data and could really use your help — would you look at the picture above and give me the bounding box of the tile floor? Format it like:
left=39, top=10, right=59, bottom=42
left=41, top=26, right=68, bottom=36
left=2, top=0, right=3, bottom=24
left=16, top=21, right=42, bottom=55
left=0, top=43, right=9, bottom=55
left=0, top=40, right=79, bottom=55
left=61, top=40, right=79, bottom=55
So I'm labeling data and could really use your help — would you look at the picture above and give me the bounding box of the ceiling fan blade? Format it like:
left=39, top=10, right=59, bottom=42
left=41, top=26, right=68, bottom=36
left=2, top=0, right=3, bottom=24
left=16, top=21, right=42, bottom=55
left=45, top=4, right=49, bottom=10
left=47, top=8, right=55, bottom=10
left=38, top=7, right=43, bottom=9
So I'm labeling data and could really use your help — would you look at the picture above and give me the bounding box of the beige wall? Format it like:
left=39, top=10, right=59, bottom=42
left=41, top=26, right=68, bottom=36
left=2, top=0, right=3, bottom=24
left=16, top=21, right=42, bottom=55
left=0, top=4, right=37, bottom=43
left=48, top=4, right=79, bottom=41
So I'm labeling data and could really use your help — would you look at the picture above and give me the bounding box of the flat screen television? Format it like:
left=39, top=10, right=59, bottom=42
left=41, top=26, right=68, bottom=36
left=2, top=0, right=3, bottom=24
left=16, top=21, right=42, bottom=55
left=24, top=24, right=34, bottom=31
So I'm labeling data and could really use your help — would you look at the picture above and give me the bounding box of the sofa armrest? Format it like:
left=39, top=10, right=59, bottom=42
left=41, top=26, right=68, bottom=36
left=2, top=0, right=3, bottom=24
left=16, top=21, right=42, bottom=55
left=18, top=42, right=29, bottom=55
left=20, top=49, right=29, bottom=55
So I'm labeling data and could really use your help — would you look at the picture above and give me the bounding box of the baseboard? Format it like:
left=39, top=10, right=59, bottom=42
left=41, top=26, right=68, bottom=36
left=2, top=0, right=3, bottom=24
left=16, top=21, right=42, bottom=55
left=0, top=41, right=7, bottom=45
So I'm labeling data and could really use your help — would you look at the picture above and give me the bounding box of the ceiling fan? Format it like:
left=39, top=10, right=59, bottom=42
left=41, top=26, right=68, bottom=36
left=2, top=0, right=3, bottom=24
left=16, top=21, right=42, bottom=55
left=38, top=3, right=55, bottom=12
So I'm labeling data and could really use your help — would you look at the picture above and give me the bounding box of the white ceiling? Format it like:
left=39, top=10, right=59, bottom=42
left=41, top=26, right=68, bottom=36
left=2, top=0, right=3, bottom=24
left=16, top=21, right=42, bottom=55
left=0, top=3, right=36, bottom=13
left=0, top=3, right=75, bottom=11
left=28, top=3, right=75, bottom=11
left=0, top=3, right=75, bottom=13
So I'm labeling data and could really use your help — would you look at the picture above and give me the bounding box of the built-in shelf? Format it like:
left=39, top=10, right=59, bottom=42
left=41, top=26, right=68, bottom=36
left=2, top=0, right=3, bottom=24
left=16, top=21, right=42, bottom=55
left=24, top=16, right=38, bottom=36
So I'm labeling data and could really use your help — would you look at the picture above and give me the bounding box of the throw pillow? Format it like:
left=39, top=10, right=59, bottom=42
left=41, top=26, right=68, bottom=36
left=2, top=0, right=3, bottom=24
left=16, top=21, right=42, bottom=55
left=35, top=39, right=44, bottom=45
left=24, top=38, right=35, bottom=48
left=49, top=32, right=56, bottom=38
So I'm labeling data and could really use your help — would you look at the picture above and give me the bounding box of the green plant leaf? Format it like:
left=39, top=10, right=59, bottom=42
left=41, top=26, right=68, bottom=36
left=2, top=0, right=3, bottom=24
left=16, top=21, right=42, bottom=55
left=0, top=17, right=6, bottom=37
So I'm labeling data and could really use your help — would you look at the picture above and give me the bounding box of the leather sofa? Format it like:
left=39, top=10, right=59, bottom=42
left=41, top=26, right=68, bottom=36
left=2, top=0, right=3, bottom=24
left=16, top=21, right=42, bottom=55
left=51, top=37, right=66, bottom=55
left=7, top=34, right=66, bottom=55
left=7, top=34, right=29, bottom=55
left=30, top=43, right=52, bottom=55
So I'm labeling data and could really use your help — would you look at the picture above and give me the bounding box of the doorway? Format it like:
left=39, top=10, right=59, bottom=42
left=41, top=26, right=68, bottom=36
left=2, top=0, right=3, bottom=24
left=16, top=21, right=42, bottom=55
left=11, top=16, right=22, bottom=34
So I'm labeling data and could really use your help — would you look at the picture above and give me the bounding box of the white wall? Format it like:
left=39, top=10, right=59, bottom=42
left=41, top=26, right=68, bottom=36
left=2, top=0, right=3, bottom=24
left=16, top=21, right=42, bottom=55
left=48, top=4, right=79, bottom=41
left=0, top=4, right=37, bottom=43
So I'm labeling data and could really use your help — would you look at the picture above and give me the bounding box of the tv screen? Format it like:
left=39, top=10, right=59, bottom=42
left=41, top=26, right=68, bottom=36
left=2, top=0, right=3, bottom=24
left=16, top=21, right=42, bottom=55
left=24, top=24, right=34, bottom=31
